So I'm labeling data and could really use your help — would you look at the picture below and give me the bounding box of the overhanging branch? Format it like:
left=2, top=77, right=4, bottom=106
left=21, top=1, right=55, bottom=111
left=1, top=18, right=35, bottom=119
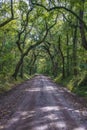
left=24, top=16, right=57, bottom=56
left=32, top=3, right=87, bottom=30
left=0, top=0, right=14, bottom=28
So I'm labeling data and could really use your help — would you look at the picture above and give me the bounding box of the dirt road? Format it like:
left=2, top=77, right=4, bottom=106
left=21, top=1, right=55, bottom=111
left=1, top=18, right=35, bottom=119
left=0, top=75, right=87, bottom=130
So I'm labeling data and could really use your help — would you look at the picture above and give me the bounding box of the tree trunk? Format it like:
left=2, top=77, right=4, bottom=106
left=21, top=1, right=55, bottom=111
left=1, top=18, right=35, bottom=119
left=20, top=62, right=24, bottom=78
left=12, top=55, right=24, bottom=79
left=73, top=25, right=78, bottom=76
left=66, top=33, right=70, bottom=76
left=79, top=0, right=87, bottom=50
left=58, top=36, right=65, bottom=78
left=54, top=62, right=58, bottom=77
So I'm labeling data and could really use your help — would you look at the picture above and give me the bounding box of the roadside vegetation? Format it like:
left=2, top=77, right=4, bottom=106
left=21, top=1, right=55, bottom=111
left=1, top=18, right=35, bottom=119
left=0, top=0, right=87, bottom=97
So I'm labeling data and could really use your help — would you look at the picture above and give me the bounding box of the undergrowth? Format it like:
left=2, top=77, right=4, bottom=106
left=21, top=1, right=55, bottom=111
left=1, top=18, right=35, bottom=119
left=54, top=72, right=87, bottom=97
left=0, top=73, right=32, bottom=94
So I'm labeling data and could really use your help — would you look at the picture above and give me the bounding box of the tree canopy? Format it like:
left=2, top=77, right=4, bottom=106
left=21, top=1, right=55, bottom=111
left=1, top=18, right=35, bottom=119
left=0, top=0, right=87, bottom=96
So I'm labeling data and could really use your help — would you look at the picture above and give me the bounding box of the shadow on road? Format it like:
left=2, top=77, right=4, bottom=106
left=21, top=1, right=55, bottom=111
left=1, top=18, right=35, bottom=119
left=1, top=76, right=86, bottom=130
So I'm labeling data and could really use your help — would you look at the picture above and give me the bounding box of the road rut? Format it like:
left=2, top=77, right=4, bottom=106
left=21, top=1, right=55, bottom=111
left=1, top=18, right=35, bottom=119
left=0, top=75, right=87, bottom=130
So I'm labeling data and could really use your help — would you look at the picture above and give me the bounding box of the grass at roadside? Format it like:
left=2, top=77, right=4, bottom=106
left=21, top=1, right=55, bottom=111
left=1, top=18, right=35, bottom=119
left=0, top=74, right=32, bottom=94
left=54, top=73, right=87, bottom=97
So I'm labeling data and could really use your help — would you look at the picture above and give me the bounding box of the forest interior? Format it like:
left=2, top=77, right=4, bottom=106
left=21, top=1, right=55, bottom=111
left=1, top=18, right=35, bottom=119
left=0, top=0, right=87, bottom=130
left=0, top=0, right=87, bottom=97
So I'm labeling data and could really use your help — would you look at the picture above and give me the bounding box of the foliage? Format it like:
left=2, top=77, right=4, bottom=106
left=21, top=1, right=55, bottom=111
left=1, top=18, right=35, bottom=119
left=0, top=0, right=87, bottom=97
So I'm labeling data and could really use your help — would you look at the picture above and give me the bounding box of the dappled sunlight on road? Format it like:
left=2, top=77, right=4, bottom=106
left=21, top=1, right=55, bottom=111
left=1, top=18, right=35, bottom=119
left=1, top=76, right=87, bottom=130
left=43, top=86, right=57, bottom=91
left=25, top=87, right=41, bottom=92
left=4, top=105, right=86, bottom=130
left=56, top=121, right=66, bottom=128
left=73, top=127, right=86, bottom=130
left=40, top=106, right=59, bottom=112
left=33, top=125, right=48, bottom=130
left=4, top=105, right=66, bottom=129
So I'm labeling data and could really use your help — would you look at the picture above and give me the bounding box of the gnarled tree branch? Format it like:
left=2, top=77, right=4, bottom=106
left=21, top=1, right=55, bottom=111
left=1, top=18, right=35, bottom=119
left=32, top=3, right=87, bottom=30
left=0, top=0, right=14, bottom=28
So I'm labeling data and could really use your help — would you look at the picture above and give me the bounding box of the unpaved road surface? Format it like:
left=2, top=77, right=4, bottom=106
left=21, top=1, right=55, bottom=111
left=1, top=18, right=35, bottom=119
left=0, top=75, right=87, bottom=130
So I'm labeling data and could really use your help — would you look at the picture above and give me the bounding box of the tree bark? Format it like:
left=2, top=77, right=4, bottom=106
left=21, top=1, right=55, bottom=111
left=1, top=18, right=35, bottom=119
left=66, top=33, right=70, bottom=76
left=73, top=25, right=78, bottom=76
left=58, top=36, right=65, bottom=78
left=20, top=63, right=24, bottom=78
left=79, top=0, right=87, bottom=50
left=12, top=55, right=24, bottom=79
